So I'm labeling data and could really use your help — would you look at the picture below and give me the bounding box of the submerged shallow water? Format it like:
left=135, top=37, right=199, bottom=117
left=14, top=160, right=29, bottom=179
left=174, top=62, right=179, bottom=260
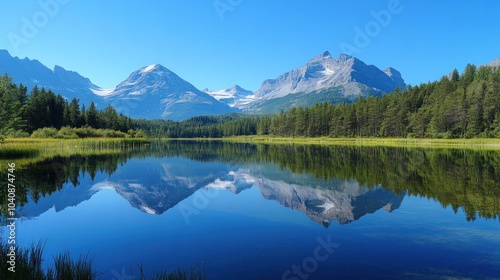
left=2, top=141, right=500, bottom=279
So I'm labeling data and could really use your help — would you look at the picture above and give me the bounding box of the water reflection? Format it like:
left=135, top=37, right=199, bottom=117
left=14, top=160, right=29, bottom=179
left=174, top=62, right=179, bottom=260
left=2, top=141, right=500, bottom=224
left=207, top=166, right=404, bottom=226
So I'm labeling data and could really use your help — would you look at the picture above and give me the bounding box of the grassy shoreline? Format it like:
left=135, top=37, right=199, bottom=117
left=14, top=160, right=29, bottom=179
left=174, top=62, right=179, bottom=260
left=221, top=136, right=500, bottom=150
left=0, top=138, right=150, bottom=164
left=3, top=136, right=500, bottom=153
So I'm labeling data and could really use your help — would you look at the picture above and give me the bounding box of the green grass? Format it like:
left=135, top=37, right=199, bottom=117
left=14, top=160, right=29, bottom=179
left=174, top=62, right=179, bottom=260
left=0, top=138, right=150, bottom=165
left=227, top=136, right=500, bottom=150
left=0, top=146, right=39, bottom=159
left=0, top=242, right=206, bottom=280
left=4, top=136, right=500, bottom=165
left=138, top=264, right=206, bottom=280
left=0, top=241, right=97, bottom=280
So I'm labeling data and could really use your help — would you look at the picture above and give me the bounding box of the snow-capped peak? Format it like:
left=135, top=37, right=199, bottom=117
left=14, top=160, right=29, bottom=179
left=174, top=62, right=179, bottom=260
left=253, top=51, right=406, bottom=101
left=141, top=64, right=160, bottom=73
left=103, top=64, right=234, bottom=120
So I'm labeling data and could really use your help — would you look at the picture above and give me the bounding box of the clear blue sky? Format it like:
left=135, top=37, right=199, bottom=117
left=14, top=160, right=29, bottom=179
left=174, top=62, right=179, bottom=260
left=1, top=0, right=499, bottom=91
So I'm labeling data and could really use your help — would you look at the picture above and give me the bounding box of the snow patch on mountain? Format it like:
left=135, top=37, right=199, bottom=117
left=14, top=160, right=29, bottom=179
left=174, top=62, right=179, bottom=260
left=91, top=88, right=114, bottom=96
left=142, top=64, right=159, bottom=73
left=203, top=85, right=254, bottom=108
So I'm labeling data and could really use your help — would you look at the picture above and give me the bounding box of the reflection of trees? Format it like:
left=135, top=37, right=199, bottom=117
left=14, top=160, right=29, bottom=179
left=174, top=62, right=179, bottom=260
left=0, top=152, right=136, bottom=218
left=1, top=141, right=499, bottom=221
left=157, top=142, right=500, bottom=221
left=268, top=146, right=500, bottom=221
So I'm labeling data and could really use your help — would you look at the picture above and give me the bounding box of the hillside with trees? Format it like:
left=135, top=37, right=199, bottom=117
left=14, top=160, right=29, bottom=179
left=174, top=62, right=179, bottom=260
left=0, top=75, right=140, bottom=139
left=255, top=64, right=500, bottom=138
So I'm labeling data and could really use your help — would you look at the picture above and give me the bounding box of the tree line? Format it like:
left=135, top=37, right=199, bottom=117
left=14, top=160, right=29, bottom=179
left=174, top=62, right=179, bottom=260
left=0, top=75, right=134, bottom=139
left=257, top=64, right=500, bottom=138
left=132, top=114, right=258, bottom=138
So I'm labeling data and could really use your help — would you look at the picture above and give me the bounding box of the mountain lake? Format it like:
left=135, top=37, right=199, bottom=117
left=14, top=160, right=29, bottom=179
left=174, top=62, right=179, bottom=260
left=1, top=140, right=499, bottom=279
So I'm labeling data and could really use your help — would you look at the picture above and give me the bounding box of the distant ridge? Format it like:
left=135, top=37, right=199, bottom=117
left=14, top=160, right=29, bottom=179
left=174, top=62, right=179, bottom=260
left=0, top=49, right=105, bottom=106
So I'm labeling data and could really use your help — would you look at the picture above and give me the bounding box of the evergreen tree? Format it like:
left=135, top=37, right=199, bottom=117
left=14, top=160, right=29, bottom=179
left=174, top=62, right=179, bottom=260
left=80, top=104, right=86, bottom=127
left=68, top=98, right=81, bottom=127
left=85, top=101, right=99, bottom=128
left=0, top=75, right=21, bottom=138
left=100, top=104, right=119, bottom=130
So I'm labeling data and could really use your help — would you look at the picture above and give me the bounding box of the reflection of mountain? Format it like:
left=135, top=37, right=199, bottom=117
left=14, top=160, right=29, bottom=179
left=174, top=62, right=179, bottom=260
left=205, top=167, right=404, bottom=227
left=111, top=163, right=403, bottom=226
left=91, top=158, right=233, bottom=215
left=256, top=178, right=402, bottom=226
left=7, top=142, right=500, bottom=224
left=17, top=183, right=98, bottom=219
left=16, top=157, right=403, bottom=226
left=16, top=157, right=233, bottom=218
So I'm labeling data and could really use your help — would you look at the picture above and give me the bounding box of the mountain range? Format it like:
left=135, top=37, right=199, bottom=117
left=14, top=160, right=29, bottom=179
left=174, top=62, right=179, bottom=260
left=2, top=49, right=496, bottom=120
left=0, top=49, right=407, bottom=119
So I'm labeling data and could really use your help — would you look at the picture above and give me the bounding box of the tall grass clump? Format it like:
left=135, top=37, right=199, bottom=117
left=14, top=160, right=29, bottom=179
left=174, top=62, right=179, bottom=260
left=0, top=242, right=97, bottom=280
left=1, top=242, right=206, bottom=280
left=1, top=241, right=46, bottom=280
left=46, top=251, right=97, bottom=280
left=0, top=146, right=39, bottom=158
left=138, top=264, right=206, bottom=280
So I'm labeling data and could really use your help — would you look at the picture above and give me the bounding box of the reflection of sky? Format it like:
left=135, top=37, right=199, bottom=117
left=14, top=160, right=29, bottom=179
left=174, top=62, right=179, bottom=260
left=2, top=157, right=500, bottom=280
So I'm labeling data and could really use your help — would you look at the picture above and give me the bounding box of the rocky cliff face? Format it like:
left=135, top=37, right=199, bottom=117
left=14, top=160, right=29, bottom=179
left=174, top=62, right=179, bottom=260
left=252, top=51, right=406, bottom=102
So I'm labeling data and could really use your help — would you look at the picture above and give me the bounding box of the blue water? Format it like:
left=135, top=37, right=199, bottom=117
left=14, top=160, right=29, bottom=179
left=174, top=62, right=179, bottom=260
left=3, top=148, right=500, bottom=280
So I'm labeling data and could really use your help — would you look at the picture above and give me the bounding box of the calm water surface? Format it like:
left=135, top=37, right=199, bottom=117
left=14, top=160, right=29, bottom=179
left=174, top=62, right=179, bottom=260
left=1, top=141, right=500, bottom=279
